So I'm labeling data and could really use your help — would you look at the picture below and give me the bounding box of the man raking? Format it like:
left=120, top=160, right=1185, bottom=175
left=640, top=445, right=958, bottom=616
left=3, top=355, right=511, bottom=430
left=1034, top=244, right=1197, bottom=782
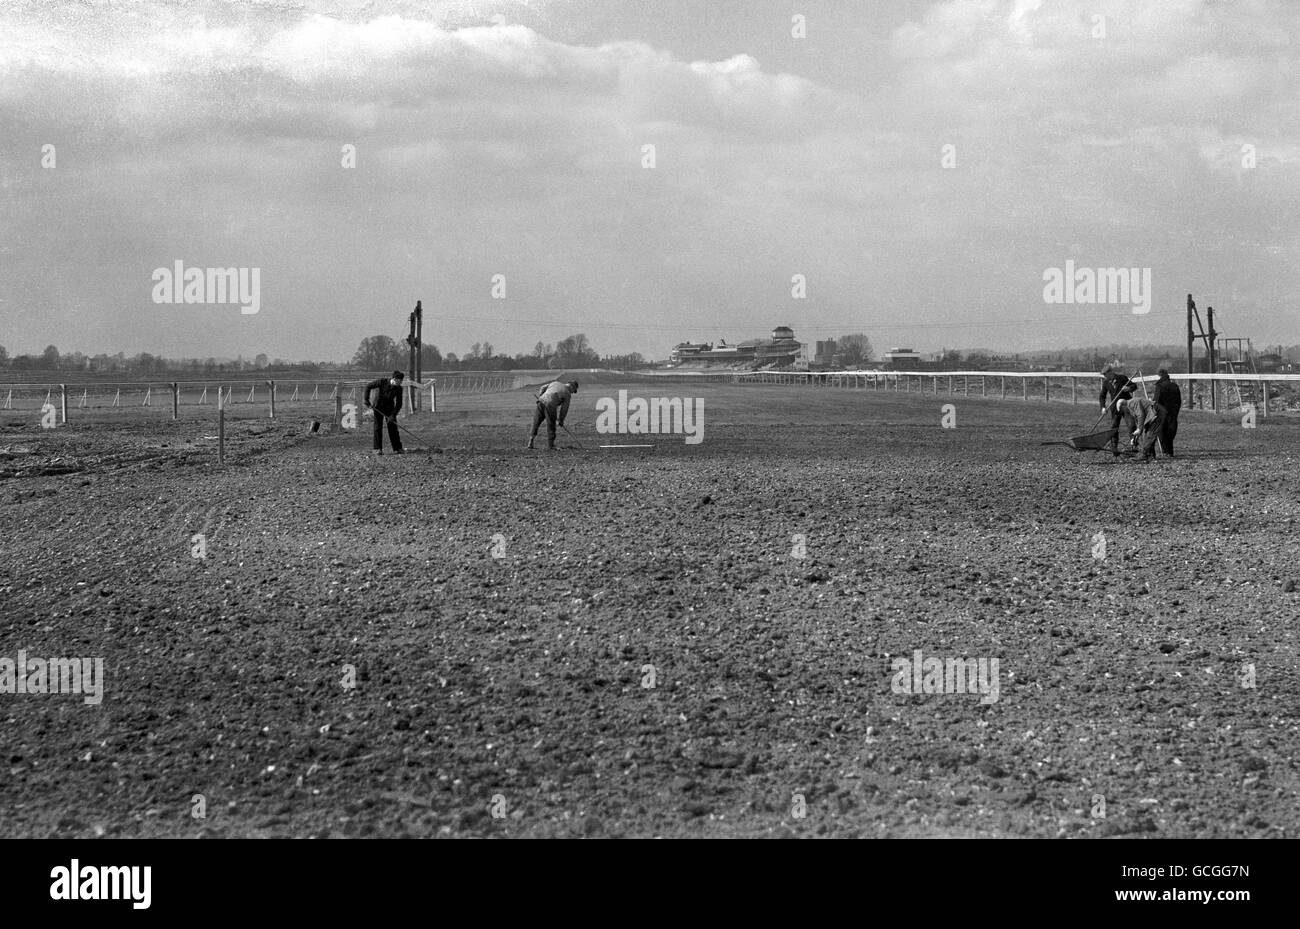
left=527, top=379, right=578, bottom=450
left=363, top=370, right=405, bottom=456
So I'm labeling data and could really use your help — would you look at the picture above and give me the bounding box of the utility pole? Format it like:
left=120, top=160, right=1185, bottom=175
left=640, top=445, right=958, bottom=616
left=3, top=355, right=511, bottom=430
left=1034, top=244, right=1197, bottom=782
left=1207, top=305, right=1217, bottom=412
left=406, top=299, right=422, bottom=413
left=1186, top=294, right=1195, bottom=410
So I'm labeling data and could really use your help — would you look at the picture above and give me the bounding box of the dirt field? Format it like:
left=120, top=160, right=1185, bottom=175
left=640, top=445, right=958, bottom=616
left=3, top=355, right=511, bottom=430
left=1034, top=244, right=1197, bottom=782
left=2, top=375, right=1298, bottom=838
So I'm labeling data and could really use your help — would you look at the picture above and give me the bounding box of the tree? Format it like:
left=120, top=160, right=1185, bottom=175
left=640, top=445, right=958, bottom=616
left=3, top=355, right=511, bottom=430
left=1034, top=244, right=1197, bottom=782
left=41, top=344, right=60, bottom=369
left=420, top=343, right=444, bottom=371
left=353, top=335, right=399, bottom=371
left=555, top=333, right=598, bottom=367
left=603, top=352, right=646, bottom=370
left=0, top=345, right=8, bottom=368
left=835, top=333, right=874, bottom=367
left=255, top=353, right=269, bottom=368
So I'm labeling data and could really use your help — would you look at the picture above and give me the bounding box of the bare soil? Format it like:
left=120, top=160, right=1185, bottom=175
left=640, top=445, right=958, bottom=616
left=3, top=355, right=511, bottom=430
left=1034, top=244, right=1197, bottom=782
left=2, top=377, right=1297, bottom=837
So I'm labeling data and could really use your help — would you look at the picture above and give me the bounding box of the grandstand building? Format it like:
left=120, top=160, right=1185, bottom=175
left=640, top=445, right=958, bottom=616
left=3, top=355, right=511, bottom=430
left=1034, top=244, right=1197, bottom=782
left=670, top=327, right=802, bottom=368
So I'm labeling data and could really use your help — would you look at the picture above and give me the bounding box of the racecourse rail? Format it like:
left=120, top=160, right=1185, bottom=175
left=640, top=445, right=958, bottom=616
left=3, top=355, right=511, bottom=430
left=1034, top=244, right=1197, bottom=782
left=0, top=372, right=533, bottom=420
left=3, top=369, right=1297, bottom=423
left=733, top=370, right=1300, bottom=415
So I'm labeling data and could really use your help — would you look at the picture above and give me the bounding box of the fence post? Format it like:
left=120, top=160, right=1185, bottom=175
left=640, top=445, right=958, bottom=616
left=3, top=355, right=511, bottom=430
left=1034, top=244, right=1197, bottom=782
left=218, top=385, right=225, bottom=464
left=1022, top=377, right=1028, bottom=402
left=430, top=380, right=437, bottom=412
left=172, top=382, right=179, bottom=420
left=1071, top=377, right=1077, bottom=405
left=269, top=380, right=276, bottom=419
left=1000, top=377, right=1006, bottom=400
left=1044, top=376, right=1050, bottom=402
left=335, top=383, right=343, bottom=429
left=981, top=376, right=986, bottom=397
left=60, top=384, right=68, bottom=424
left=1262, top=380, right=1270, bottom=416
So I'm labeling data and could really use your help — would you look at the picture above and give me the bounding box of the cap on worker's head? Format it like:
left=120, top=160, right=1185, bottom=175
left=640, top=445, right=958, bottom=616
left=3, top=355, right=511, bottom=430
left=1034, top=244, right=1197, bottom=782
left=392, top=370, right=405, bottom=381
left=568, top=380, right=579, bottom=392
left=1157, top=368, right=1170, bottom=378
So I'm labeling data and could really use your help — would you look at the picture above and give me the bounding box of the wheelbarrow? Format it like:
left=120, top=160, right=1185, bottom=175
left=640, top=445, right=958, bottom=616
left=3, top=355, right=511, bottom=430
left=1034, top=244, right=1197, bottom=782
left=1041, top=427, right=1124, bottom=452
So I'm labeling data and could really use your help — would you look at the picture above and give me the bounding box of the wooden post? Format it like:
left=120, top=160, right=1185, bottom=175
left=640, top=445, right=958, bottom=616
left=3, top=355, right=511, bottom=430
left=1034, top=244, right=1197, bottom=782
left=268, top=380, right=276, bottom=419
left=172, top=382, right=179, bottom=420
left=964, top=375, right=969, bottom=397
left=430, top=380, right=437, bottom=412
left=218, top=386, right=225, bottom=464
left=1044, top=376, right=1050, bottom=402
left=335, top=383, right=343, bottom=429
left=1262, top=380, right=1270, bottom=416
left=60, top=384, right=68, bottom=424
left=947, top=375, right=953, bottom=394
left=1000, top=377, right=1006, bottom=400
left=1071, top=377, right=1077, bottom=405
left=1207, top=305, right=1218, bottom=413
left=981, top=376, right=986, bottom=397
left=1022, top=377, right=1028, bottom=401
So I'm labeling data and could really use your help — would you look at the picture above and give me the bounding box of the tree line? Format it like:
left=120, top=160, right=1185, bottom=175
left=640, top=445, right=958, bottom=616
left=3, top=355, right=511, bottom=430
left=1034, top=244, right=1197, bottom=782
left=0, top=345, right=329, bottom=376
left=0, top=336, right=650, bottom=376
left=350, top=333, right=649, bottom=372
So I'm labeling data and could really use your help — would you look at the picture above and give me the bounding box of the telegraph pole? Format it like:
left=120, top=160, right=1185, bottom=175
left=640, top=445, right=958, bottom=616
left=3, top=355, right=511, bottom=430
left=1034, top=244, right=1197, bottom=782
left=406, top=299, right=422, bottom=412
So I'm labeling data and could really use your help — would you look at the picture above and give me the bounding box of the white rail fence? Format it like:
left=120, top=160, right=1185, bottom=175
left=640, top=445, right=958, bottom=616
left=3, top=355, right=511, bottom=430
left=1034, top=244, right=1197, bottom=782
left=0, top=372, right=532, bottom=422
left=733, top=370, right=1300, bottom=416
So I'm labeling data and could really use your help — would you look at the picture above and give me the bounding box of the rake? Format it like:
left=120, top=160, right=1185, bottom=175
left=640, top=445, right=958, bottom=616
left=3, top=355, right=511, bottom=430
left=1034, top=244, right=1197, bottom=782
left=379, top=413, right=437, bottom=453
left=560, top=422, right=588, bottom=450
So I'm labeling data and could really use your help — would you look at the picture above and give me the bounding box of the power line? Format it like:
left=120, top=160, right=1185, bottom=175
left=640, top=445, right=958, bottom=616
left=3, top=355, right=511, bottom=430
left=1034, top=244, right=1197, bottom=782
left=427, top=309, right=1184, bottom=334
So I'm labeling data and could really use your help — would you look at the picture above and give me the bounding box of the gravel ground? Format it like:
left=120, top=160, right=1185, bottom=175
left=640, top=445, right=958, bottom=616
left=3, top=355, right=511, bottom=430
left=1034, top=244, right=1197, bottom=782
left=2, top=379, right=1297, bottom=837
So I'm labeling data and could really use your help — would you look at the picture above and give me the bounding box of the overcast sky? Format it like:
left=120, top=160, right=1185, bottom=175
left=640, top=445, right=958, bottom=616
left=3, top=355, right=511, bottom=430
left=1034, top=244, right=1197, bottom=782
left=1, top=0, right=1296, bottom=361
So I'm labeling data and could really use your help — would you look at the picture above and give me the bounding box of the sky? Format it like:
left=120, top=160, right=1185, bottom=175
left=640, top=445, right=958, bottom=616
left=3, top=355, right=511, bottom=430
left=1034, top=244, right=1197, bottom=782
left=0, top=0, right=1296, bottom=362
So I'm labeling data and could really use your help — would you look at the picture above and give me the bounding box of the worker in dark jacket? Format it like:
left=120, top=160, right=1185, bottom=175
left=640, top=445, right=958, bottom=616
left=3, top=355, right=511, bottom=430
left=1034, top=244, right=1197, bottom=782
left=527, top=380, right=578, bottom=450
left=1099, top=364, right=1137, bottom=456
left=1151, top=369, right=1181, bottom=457
left=363, top=370, right=405, bottom=455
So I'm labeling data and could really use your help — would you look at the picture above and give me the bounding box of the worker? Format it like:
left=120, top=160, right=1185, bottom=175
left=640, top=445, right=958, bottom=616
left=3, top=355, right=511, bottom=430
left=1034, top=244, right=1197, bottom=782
left=1152, top=369, right=1182, bottom=457
left=363, top=370, right=405, bottom=456
left=527, top=379, right=578, bottom=450
left=1099, top=364, right=1137, bottom=456
left=1116, top=396, right=1166, bottom=462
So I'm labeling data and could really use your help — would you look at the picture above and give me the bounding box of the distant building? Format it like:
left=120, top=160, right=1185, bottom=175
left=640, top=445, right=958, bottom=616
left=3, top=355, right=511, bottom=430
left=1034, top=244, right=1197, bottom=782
left=669, top=341, right=712, bottom=364
left=813, top=340, right=838, bottom=366
left=755, top=326, right=801, bottom=366
left=883, top=347, right=922, bottom=369
left=669, top=326, right=801, bottom=368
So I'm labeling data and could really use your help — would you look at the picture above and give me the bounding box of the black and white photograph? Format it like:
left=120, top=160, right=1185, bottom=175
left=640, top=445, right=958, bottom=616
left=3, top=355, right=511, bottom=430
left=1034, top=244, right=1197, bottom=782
left=0, top=0, right=1294, bottom=902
